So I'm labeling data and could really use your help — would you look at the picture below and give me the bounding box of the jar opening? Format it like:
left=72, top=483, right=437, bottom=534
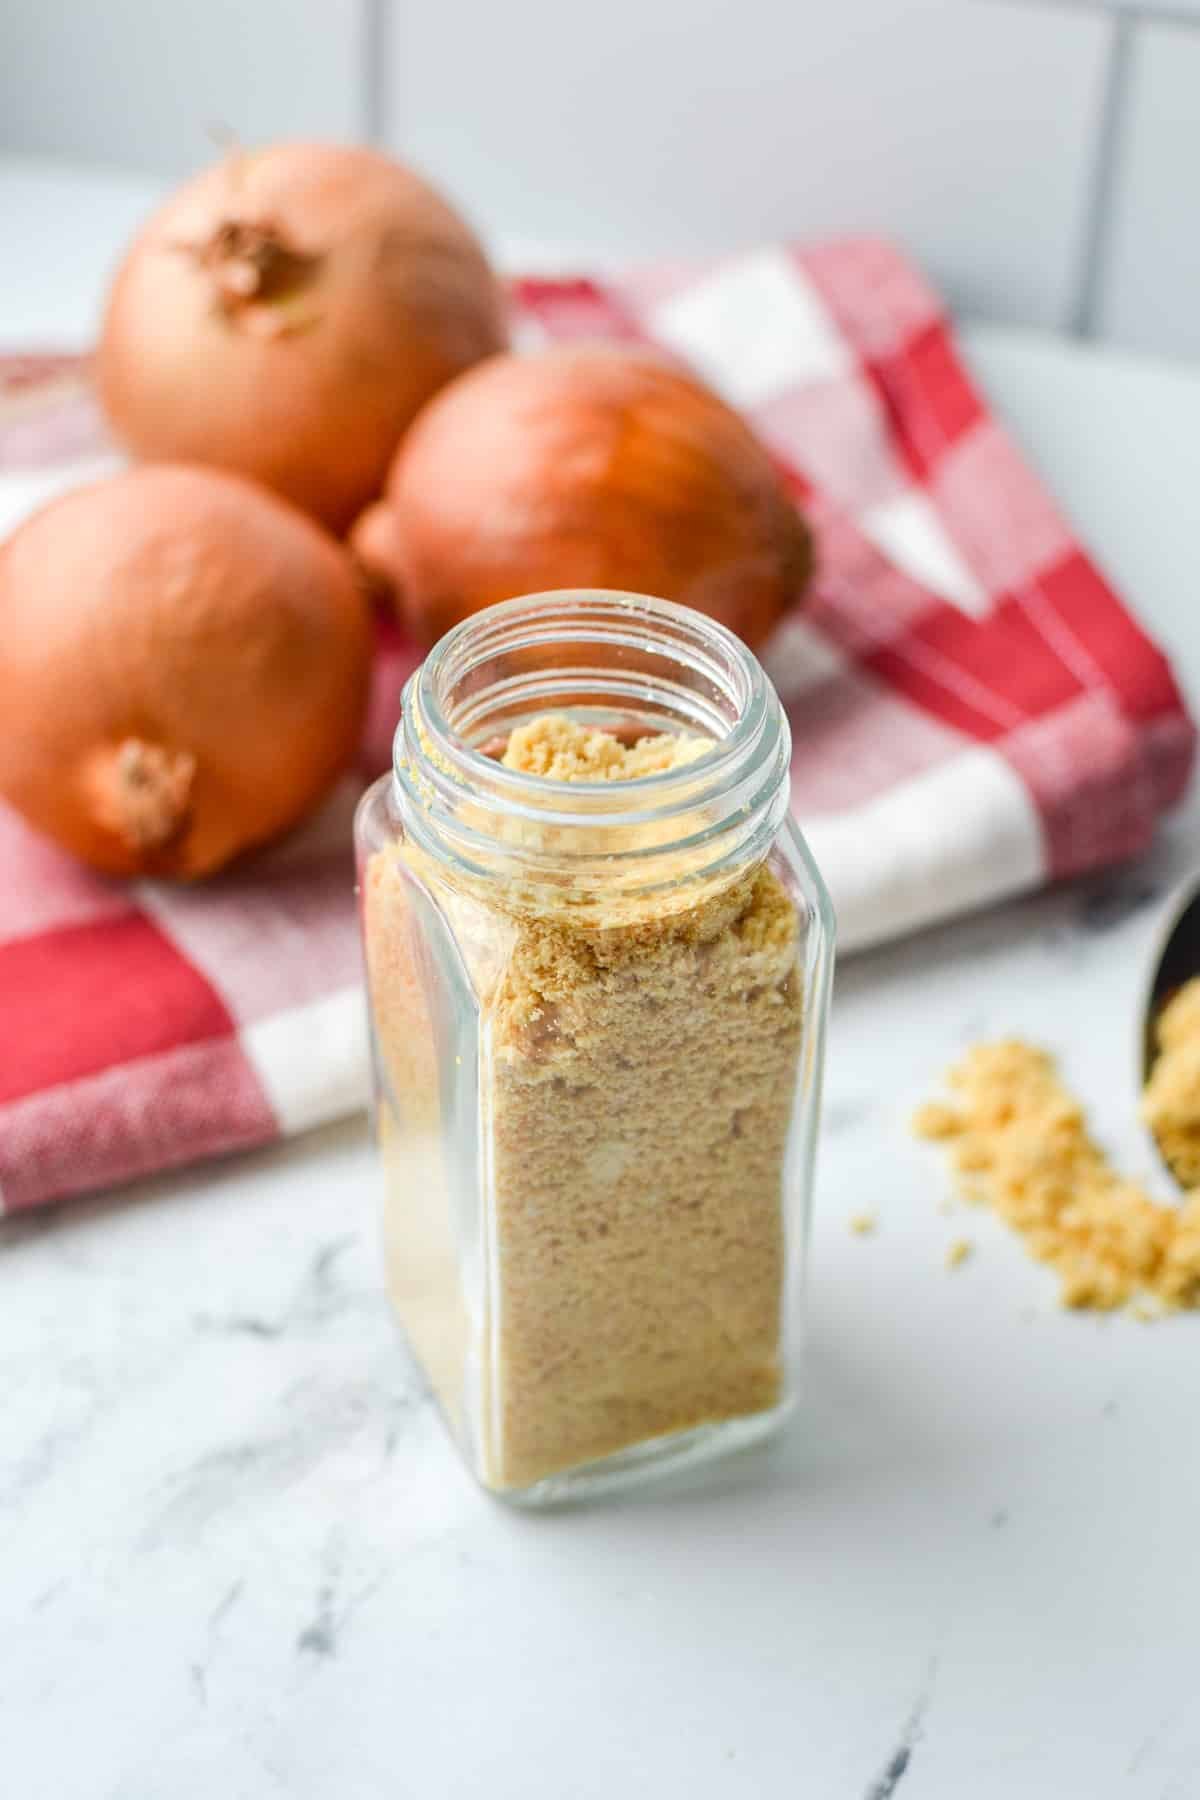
left=392, top=591, right=792, bottom=906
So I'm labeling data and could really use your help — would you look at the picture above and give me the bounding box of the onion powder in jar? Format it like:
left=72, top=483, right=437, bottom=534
left=356, top=590, right=835, bottom=1504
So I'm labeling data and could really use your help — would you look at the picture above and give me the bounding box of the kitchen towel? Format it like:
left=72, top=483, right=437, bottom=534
left=0, top=240, right=1193, bottom=1211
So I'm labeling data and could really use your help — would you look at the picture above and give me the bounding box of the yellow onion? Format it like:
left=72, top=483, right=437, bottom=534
left=0, top=465, right=371, bottom=878
left=350, top=343, right=814, bottom=649
left=98, top=142, right=507, bottom=531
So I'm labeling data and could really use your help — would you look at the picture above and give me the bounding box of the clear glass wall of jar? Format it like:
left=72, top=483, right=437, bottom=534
left=356, top=591, right=835, bottom=1504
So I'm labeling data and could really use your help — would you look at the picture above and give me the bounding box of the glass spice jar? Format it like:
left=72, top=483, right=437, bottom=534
left=356, top=591, right=835, bottom=1504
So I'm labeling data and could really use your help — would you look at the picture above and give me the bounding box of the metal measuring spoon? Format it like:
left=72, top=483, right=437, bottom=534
left=1140, top=871, right=1200, bottom=1187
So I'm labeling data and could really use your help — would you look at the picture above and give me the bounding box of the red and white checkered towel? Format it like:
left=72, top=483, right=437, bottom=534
left=1, top=240, right=1193, bottom=1212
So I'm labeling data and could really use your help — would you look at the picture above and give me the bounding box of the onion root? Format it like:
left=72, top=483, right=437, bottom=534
left=89, top=738, right=198, bottom=851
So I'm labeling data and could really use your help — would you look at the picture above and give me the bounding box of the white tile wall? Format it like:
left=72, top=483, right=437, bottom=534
left=1093, top=20, right=1200, bottom=359
left=0, top=0, right=1196, bottom=360
left=1047, top=0, right=1200, bottom=16
left=385, top=0, right=1113, bottom=331
left=0, top=0, right=368, bottom=179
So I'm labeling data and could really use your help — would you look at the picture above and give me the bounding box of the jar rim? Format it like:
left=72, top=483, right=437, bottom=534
left=392, top=590, right=793, bottom=901
left=411, top=589, right=775, bottom=790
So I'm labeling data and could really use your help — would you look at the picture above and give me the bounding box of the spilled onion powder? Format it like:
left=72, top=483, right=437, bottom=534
left=914, top=1032, right=1200, bottom=1313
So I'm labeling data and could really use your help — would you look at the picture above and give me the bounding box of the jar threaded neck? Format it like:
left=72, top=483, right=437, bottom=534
left=393, top=590, right=792, bottom=908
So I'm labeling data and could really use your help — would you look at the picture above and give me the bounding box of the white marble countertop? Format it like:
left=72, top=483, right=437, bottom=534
left=4, top=160, right=1200, bottom=1800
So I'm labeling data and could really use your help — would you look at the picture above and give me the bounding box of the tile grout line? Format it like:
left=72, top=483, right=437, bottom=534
left=1006, top=0, right=1200, bottom=30
left=1068, top=9, right=1136, bottom=337
left=361, top=0, right=389, bottom=147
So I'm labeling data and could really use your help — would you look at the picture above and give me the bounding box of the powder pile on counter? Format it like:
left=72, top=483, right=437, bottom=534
left=914, top=1027, right=1200, bottom=1313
